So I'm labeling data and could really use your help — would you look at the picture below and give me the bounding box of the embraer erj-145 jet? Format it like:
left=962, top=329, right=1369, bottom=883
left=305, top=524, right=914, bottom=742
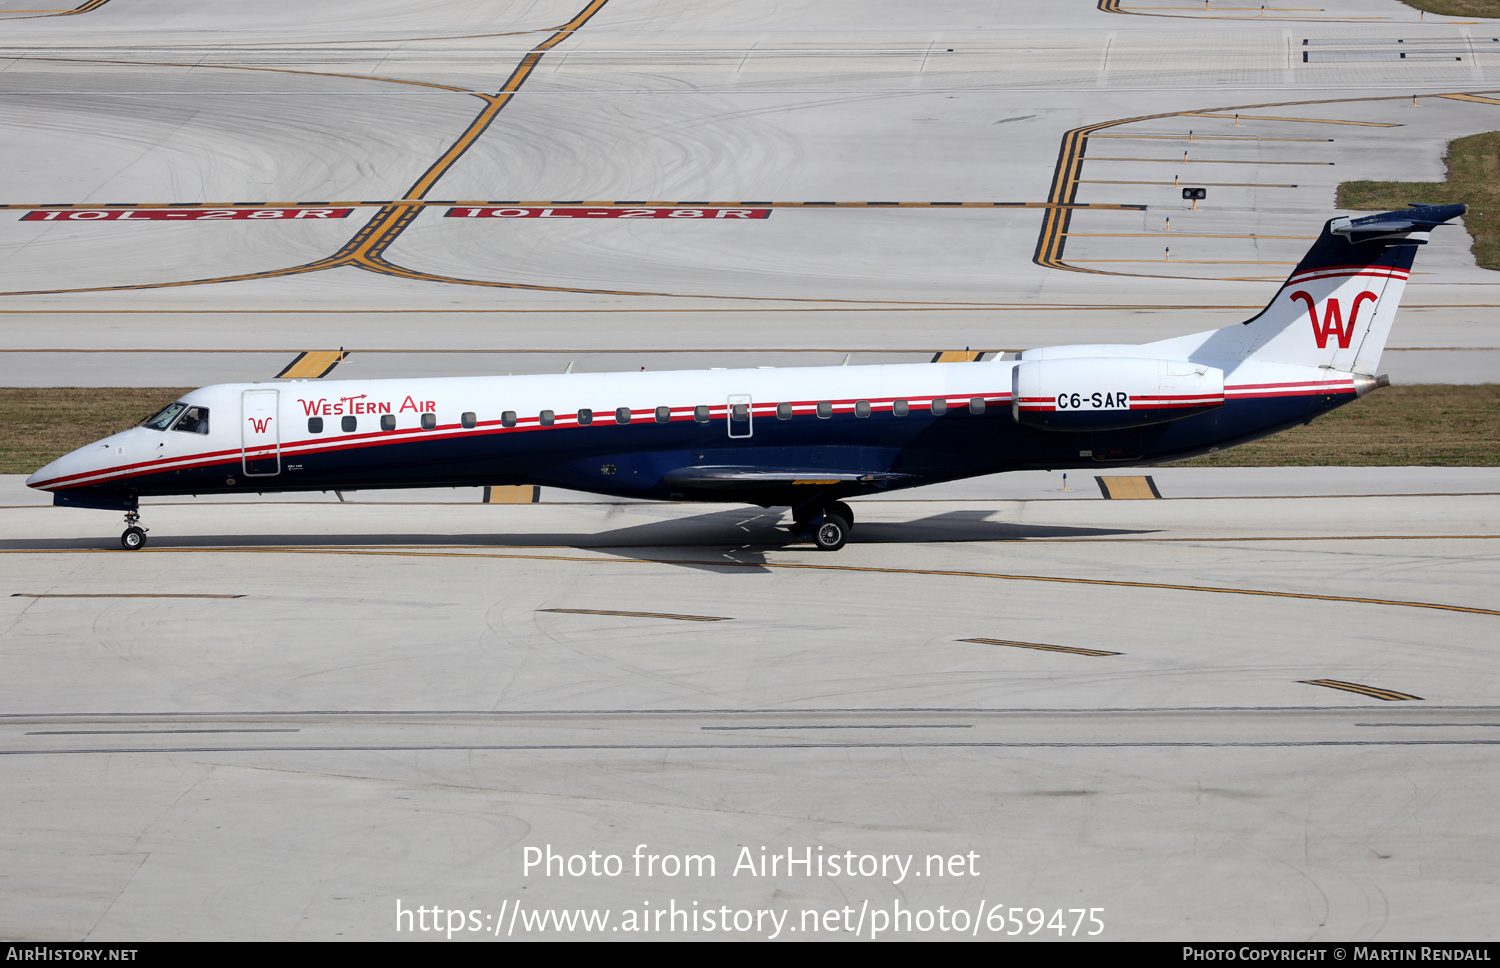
left=28, top=204, right=1464, bottom=551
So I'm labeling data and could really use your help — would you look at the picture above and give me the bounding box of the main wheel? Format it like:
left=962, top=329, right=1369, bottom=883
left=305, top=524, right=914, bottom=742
left=121, top=526, right=147, bottom=551
left=829, top=501, right=854, bottom=527
left=812, top=513, right=849, bottom=552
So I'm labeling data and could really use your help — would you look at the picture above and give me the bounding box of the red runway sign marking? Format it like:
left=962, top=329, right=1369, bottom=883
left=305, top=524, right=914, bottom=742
left=444, top=207, right=771, bottom=219
left=20, top=208, right=354, bottom=221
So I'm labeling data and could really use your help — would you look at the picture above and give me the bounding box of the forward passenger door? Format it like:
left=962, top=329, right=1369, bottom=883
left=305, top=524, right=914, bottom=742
left=241, top=388, right=281, bottom=477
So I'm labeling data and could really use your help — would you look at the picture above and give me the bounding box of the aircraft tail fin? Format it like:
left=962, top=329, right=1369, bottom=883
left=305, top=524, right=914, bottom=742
left=1219, top=203, right=1466, bottom=373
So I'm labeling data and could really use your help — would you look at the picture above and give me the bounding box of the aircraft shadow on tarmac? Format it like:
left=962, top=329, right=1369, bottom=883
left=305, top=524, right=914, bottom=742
left=2, top=506, right=1155, bottom=554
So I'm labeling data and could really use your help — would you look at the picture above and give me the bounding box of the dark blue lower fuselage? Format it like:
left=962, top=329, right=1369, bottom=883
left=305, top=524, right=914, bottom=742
left=64, top=390, right=1351, bottom=510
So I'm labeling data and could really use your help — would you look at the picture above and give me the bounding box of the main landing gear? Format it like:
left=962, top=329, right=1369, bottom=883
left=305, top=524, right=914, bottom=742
left=121, top=510, right=148, bottom=551
left=791, top=500, right=855, bottom=552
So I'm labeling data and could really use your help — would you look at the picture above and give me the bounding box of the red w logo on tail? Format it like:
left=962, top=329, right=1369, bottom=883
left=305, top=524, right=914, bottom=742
left=1290, top=289, right=1377, bottom=349
left=247, top=416, right=273, bottom=434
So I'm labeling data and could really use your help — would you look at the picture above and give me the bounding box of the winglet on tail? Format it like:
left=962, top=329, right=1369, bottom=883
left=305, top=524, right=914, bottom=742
left=1216, top=203, right=1466, bottom=373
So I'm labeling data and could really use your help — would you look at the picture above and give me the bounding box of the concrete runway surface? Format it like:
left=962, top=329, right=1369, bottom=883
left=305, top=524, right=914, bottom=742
left=1, top=0, right=1499, bottom=943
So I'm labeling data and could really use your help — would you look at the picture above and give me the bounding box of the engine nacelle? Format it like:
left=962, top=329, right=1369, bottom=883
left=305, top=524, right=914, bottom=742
left=1012, top=357, right=1224, bottom=432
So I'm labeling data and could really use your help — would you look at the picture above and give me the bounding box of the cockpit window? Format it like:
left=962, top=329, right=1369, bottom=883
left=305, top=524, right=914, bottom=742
left=173, top=406, right=210, bottom=434
left=141, top=402, right=187, bottom=431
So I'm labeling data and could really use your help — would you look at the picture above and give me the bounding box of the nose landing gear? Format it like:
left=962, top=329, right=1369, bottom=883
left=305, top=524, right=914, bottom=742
left=121, top=510, right=148, bottom=551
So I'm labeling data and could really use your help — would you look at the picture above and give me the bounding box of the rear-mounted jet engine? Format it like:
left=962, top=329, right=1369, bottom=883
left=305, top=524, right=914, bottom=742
left=1011, top=357, right=1225, bottom=432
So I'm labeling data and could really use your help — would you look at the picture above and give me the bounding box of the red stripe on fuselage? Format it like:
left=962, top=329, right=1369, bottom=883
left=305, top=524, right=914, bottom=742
left=37, top=386, right=1346, bottom=493
left=35, top=392, right=1014, bottom=491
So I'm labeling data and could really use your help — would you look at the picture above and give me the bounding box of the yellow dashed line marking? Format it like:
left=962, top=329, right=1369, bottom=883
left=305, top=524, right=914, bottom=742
left=1302, top=679, right=1423, bottom=701
left=539, top=608, right=730, bottom=622
left=10, top=548, right=1493, bottom=618
left=484, top=485, right=540, bottom=504
left=1071, top=260, right=1300, bottom=264
left=275, top=350, right=346, bottom=379
left=1096, top=476, right=1162, bottom=500
left=1064, top=233, right=1315, bottom=239
left=1438, top=94, right=1500, bottom=106
left=960, top=638, right=1121, bottom=656
left=1096, top=0, right=1394, bottom=20
left=10, top=592, right=244, bottom=599
left=1184, top=113, right=1399, bottom=127
left=1090, top=157, right=1334, bottom=165
left=1, top=0, right=112, bottom=17
left=1078, top=180, right=1300, bottom=187
left=14, top=54, right=487, bottom=96
left=1031, top=91, right=1442, bottom=279
left=1086, top=135, right=1332, bottom=142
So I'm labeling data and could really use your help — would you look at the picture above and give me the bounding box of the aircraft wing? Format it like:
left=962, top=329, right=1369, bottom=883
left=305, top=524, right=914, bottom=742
left=662, top=465, right=912, bottom=490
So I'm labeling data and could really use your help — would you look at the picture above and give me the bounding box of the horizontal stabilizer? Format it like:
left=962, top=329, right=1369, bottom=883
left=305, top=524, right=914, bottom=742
left=1330, top=202, right=1467, bottom=245
left=663, top=466, right=911, bottom=490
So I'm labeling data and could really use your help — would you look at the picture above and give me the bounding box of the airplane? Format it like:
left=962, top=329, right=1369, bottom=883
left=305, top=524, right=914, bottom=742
left=27, top=203, right=1464, bottom=552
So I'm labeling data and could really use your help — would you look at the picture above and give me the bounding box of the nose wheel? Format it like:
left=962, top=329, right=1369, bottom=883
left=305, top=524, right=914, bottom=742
left=121, top=510, right=148, bottom=551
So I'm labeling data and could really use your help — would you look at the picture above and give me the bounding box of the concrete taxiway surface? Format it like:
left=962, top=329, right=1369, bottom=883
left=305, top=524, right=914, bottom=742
left=3, top=469, right=1500, bottom=940
left=3, top=0, right=1500, bottom=376
left=2, top=0, right=1498, bottom=944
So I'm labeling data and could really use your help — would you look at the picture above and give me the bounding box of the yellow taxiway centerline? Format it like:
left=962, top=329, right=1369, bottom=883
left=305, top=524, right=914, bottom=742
left=539, top=608, right=731, bottom=622
left=4, top=548, right=1495, bottom=618
left=1301, top=679, right=1423, bottom=701
left=960, top=638, right=1122, bottom=656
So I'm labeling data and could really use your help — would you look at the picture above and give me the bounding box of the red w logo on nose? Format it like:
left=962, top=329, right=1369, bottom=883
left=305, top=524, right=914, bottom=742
left=1290, top=289, right=1377, bottom=349
left=247, top=416, right=273, bottom=434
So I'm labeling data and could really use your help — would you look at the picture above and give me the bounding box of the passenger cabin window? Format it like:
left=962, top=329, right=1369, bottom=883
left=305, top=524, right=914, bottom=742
left=893, top=400, right=909, bottom=417
left=855, top=400, right=871, bottom=418
left=461, top=412, right=476, bottom=429
left=816, top=401, right=832, bottom=419
left=731, top=403, right=748, bottom=423
left=381, top=414, right=397, bottom=431
left=969, top=397, right=985, bottom=414
left=776, top=403, right=792, bottom=420
left=930, top=399, right=948, bottom=416
left=694, top=406, right=711, bottom=423
left=615, top=408, right=631, bottom=424
left=173, top=406, right=210, bottom=434
left=421, top=412, right=437, bottom=430
left=501, top=411, right=517, bottom=428
left=141, top=401, right=187, bottom=431
left=308, top=417, right=324, bottom=434
left=342, top=416, right=357, bottom=433
left=577, top=409, right=593, bottom=426
left=540, top=410, right=555, bottom=427
left=655, top=407, right=671, bottom=424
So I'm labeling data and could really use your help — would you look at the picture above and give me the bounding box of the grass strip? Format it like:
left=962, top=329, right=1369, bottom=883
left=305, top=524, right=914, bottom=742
left=1394, top=0, right=1500, bottom=17
left=1336, top=130, right=1499, bottom=270
left=1176, top=385, right=1499, bottom=467
left=1, top=387, right=191, bottom=475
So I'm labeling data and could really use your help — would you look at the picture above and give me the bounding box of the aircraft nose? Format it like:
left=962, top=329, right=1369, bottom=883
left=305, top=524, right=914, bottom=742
left=27, top=451, right=82, bottom=491
left=26, top=434, right=121, bottom=491
left=26, top=449, right=76, bottom=489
